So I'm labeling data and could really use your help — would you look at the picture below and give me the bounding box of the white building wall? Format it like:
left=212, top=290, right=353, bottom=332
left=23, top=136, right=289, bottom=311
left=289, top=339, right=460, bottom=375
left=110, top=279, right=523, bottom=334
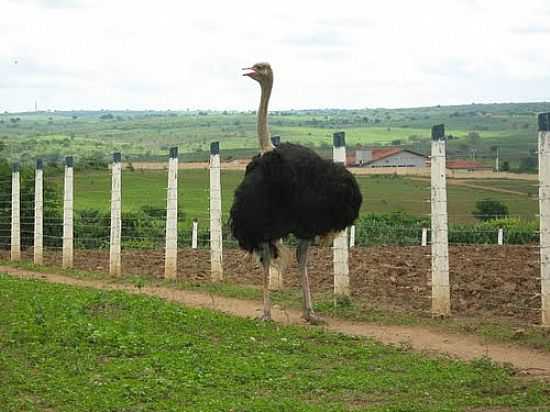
left=367, top=152, right=426, bottom=168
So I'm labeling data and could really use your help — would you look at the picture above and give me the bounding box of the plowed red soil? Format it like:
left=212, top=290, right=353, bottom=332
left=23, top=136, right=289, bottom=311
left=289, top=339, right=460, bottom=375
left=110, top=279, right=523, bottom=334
left=2, top=245, right=541, bottom=324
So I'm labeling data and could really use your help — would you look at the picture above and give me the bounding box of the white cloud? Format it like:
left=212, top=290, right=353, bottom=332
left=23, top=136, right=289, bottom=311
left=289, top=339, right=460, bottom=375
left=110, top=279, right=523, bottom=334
left=1, top=0, right=549, bottom=112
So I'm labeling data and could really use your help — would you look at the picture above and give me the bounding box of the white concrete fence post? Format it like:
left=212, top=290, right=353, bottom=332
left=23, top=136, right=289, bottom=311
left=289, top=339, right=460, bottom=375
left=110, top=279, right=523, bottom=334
left=110, top=152, right=122, bottom=276
left=430, top=124, right=450, bottom=317
left=209, top=142, right=223, bottom=281
left=10, top=162, right=20, bottom=261
left=421, top=227, right=428, bottom=247
left=34, top=159, right=44, bottom=265
left=333, top=131, right=350, bottom=298
left=497, top=228, right=504, bottom=246
left=63, top=156, right=74, bottom=269
left=349, top=225, right=356, bottom=248
left=165, top=147, right=178, bottom=279
left=537, top=112, right=550, bottom=326
left=192, top=218, right=198, bottom=249
left=267, top=135, right=284, bottom=290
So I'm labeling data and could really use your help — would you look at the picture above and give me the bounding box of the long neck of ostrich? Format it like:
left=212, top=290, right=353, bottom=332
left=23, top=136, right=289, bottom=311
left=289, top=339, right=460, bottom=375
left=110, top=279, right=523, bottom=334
left=258, top=80, right=274, bottom=154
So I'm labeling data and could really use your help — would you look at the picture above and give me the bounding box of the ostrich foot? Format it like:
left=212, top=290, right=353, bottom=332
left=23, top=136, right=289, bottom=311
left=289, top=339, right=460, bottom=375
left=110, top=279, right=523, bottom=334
left=304, top=311, right=325, bottom=325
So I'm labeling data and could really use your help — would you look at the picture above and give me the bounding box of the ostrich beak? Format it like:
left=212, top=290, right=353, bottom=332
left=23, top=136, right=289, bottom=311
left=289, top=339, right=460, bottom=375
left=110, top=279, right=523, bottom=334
left=242, top=67, right=256, bottom=77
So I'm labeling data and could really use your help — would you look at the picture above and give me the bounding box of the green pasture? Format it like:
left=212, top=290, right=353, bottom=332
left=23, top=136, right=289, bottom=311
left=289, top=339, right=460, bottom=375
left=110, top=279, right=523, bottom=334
left=458, top=178, right=538, bottom=196
left=2, top=102, right=548, bottom=166
left=1, top=275, right=548, bottom=411
left=43, top=170, right=540, bottom=227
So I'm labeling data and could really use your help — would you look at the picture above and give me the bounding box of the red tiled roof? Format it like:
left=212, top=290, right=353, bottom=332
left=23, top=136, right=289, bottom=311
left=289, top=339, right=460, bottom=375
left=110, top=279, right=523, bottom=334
left=371, top=148, right=401, bottom=161
left=350, top=147, right=427, bottom=166
left=446, top=160, right=486, bottom=170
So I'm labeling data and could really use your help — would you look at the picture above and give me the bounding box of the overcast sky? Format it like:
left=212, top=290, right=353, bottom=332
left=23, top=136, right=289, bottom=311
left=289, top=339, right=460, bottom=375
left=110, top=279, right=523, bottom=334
left=1, top=0, right=550, bottom=112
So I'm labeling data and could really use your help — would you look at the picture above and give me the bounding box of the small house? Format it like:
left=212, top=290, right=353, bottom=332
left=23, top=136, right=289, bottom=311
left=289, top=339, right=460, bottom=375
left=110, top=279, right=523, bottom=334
left=351, top=148, right=427, bottom=168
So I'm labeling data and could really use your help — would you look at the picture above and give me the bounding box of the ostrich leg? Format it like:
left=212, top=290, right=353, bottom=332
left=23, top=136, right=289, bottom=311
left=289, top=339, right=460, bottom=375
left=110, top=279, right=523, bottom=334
left=296, top=239, right=323, bottom=324
left=258, top=242, right=272, bottom=321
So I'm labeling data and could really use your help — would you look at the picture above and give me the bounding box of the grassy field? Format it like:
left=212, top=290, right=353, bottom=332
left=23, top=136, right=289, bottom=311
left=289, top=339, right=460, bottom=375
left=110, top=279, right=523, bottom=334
left=2, top=102, right=549, bottom=167
left=43, top=170, right=539, bottom=227
left=459, top=178, right=539, bottom=196
left=1, top=274, right=549, bottom=411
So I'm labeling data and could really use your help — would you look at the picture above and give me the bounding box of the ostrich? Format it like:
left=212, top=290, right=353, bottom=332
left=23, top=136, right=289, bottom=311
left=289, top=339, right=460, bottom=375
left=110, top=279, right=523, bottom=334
left=230, top=63, right=362, bottom=324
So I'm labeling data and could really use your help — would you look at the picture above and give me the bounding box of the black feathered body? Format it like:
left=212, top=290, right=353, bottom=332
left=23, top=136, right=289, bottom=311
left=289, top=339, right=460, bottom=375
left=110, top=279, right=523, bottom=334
left=230, top=143, right=362, bottom=254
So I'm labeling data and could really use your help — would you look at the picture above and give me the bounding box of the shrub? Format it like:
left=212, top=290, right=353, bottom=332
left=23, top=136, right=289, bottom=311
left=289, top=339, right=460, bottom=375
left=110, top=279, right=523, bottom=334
left=472, top=199, right=509, bottom=221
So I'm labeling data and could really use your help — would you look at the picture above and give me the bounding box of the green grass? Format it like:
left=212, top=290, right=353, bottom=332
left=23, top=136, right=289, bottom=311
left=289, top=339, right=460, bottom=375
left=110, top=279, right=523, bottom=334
left=2, top=102, right=549, bottom=166
left=62, top=170, right=538, bottom=227
left=5, top=260, right=550, bottom=353
left=69, top=169, right=245, bottom=227
left=1, top=273, right=549, bottom=411
left=459, top=178, right=539, bottom=196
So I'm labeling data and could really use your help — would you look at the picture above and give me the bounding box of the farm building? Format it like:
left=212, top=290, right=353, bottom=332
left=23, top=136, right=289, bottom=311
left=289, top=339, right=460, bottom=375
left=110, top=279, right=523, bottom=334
left=350, top=148, right=427, bottom=168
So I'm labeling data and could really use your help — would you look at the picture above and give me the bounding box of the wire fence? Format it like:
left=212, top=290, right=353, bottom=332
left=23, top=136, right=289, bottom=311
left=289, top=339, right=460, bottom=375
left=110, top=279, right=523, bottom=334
left=1, top=121, right=549, bottom=326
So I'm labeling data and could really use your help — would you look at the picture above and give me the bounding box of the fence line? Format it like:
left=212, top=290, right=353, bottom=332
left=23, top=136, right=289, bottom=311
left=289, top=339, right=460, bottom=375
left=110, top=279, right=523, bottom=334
left=1, top=126, right=548, bottom=326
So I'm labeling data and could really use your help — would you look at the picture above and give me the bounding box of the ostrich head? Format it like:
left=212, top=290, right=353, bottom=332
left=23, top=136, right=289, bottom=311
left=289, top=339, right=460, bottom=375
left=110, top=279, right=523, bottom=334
left=242, top=62, right=273, bottom=85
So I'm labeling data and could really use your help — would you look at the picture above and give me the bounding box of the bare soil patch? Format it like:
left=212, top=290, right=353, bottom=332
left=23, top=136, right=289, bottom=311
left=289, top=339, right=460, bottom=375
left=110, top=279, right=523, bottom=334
left=2, top=245, right=541, bottom=324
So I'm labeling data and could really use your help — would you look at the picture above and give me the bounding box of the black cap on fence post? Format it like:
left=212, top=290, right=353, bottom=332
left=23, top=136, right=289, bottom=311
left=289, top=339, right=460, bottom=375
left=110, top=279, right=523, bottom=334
left=169, top=147, right=178, bottom=159
left=271, top=135, right=281, bottom=147
left=539, top=113, right=550, bottom=132
left=12, top=162, right=20, bottom=173
left=210, top=141, right=220, bottom=155
left=333, top=131, right=346, bottom=147
left=431, top=124, right=445, bottom=141
left=36, top=159, right=43, bottom=170
left=65, top=156, right=74, bottom=168
left=113, top=152, right=121, bottom=163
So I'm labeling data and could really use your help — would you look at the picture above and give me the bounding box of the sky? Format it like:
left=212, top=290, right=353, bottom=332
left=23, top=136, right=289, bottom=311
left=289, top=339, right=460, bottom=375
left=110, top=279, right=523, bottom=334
left=1, top=0, right=550, bottom=112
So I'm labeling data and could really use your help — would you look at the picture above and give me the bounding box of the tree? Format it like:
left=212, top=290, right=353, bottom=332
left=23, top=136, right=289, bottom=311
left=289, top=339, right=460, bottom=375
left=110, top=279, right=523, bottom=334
left=472, top=198, right=509, bottom=221
left=501, top=161, right=510, bottom=171
left=467, top=131, right=481, bottom=146
left=458, top=143, right=470, bottom=154
left=519, top=156, right=537, bottom=172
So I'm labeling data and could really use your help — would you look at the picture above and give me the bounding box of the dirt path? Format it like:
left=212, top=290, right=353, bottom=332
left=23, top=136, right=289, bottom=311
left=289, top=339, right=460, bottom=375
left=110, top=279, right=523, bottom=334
left=2, top=265, right=549, bottom=377
left=448, top=180, right=529, bottom=196
left=408, top=176, right=530, bottom=196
